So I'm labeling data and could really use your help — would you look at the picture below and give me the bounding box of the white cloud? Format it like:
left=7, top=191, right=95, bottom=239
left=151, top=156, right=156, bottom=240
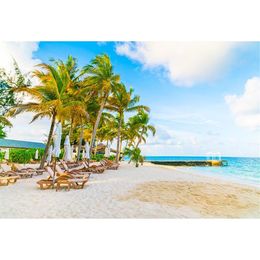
left=0, top=42, right=41, bottom=75
left=5, top=112, right=50, bottom=143
left=0, top=42, right=48, bottom=142
left=116, top=42, right=236, bottom=86
left=225, top=77, right=260, bottom=129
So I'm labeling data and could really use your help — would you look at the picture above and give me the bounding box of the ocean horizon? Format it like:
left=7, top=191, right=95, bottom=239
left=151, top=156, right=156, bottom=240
left=143, top=156, right=260, bottom=186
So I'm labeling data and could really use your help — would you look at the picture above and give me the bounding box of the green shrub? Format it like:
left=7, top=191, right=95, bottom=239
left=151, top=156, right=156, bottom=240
left=91, top=154, right=104, bottom=161
left=8, top=148, right=45, bottom=163
left=0, top=151, right=4, bottom=162
left=10, top=149, right=32, bottom=163
left=59, top=149, right=64, bottom=159
left=108, top=155, right=115, bottom=161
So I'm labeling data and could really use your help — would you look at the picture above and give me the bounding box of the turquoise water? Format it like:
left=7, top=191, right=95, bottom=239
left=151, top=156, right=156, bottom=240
left=144, top=156, right=260, bottom=186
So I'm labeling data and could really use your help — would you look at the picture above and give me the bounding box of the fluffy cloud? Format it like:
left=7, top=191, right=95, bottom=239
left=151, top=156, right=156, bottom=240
left=225, top=77, right=260, bottom=129
left=0, top=42, right=47, bottom=142
left=6, top=112, right=50, bottom=142
left=116, top=42, right=236, bottom=86
left=0, top=42, right=41, bottom=75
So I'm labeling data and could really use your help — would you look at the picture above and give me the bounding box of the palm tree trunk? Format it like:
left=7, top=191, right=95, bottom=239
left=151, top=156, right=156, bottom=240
left=116, top=114, right=123, bottom=163
left=119, top=139, right=123, bottom=160
left=69, top=117, right=74, bottom=141
left=77, top=125, right=84, bottom=162
left=90, top=95, right=108, bottom=151
left=39, top=112, right=56, bottom=169
left=135, top=127, right=144, bottom=149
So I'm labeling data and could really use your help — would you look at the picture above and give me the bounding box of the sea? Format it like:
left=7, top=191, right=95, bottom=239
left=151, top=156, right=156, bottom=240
left=144, top=156, right=260, bottom=187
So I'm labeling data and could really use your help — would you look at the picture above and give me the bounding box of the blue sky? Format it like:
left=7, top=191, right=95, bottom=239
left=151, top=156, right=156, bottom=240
left=1, top=41, right=260, bottom=157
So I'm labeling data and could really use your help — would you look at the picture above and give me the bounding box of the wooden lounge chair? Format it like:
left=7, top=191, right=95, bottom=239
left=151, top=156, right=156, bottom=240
left=15, top=165, right=45, bottom=176
left=0, top=176, right=19, bottom=186
left=101, top=159, right=119, bottom=170
left=0, top=177, right=9, bottom=186
left=36, top=167, right=56, bottom=190
left=55, top=175, right=89, bottom=191
left=70, top=175, right=89, bottom=189
left=82, top=162, right=105, bottom=174
left=56, top=164, right=91, bottom=178
left=1, top=164, right=33, bottom=179
left=7, top=176, right=20, bottom=184
left=37, top=179, right=54, bottom=190
left=55, top=166, right=90, bottom=191
left=60, top=161, right=85, bottom=173
left=55, top=177, right=73, bottom=191
left=35, top=169, right=45, bottom=175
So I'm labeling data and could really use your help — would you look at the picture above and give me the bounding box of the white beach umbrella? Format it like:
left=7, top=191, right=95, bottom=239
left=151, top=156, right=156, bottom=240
left=71, top=146, right=74, bottom=161
left=35, top=149, right=39, bottom=160
left=4, top=148, right=9, bottom=160
left=63, top=135, right=72, bottom=162
left=105, top=142, right=111, bottom=158
left=46, top=145, right=53, bottom=164
left=82, top=149, right=85, bottom=159
left=85, top=142, right=90, bottom=159
left=52, top=122, right=62, bottom=158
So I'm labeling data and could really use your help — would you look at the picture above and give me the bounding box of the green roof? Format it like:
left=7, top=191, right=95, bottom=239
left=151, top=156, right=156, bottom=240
left=0, top=139, right=45, bottom=149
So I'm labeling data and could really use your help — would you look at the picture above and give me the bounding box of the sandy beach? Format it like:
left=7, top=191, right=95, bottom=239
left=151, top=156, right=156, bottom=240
left=0, top=162, right=259, bottom=218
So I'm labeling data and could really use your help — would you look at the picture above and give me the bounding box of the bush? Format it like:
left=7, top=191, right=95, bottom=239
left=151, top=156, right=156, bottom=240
left=109, top=155, right=115, bottom=161
left=0, top=151, right=4, bottom=162
left=8, top=148, right=45, bottom=163
left=59, top=149, right=64, bottom=160
left=91, top=154, right=104, bottom=162
left=10, top=149, right=32, bottom=163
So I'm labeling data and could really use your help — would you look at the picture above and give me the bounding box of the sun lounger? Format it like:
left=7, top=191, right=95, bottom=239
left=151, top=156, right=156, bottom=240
left=37, top=166, right=90, bottom=191
left=0, top=177, right=9, bottom=186
left=55, top=166, right=90, bottom=191
left=36, top=166, right=57, bottom=190
left=0, top=176, right=19, bottom=186
left=1, top=164, right=34, bottom=179
left=69, top=175, right=89, bottom=189
left=55, top=179, right=72, bottom=191
left=37, top=179, right=54, bottom=190
left=60, top=161, right=85, bottom=173
left=55, top=175, right=89, bottom=191
left=82, top=162, right=105, bottom=173
left=100, top=159, right=119, bottom=170
left=57, top=163, right=91, bottom=178
left=7, top=176, right=20, bottom=183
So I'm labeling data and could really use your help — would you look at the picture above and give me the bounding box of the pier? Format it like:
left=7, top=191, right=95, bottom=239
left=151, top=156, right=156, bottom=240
left=150, top=160, right=228, bottom=167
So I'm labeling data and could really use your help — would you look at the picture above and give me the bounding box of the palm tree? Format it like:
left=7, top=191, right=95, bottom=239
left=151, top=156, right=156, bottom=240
left=106, top=84, right=150, bottom=162
left=0, top=115, right=12, bottom=127
left=128, top=109, right=156, bottom=149
left=124, top=147, right=144, bottom=167
left=8, top=59, right=77, bottom=168
left=82, top=54, right=120, bottom=151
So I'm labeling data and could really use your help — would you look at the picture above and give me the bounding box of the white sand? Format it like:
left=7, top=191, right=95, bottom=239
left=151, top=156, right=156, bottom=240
left=0, top=162, right=259, bottom=218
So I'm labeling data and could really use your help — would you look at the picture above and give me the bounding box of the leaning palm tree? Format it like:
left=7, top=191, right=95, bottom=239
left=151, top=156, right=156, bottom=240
left=81, top=54, right=120, bottom=151
left=128, top=109, right=156, bottom=149
left=8, top=60, right=75, bottom=168
left=106, top=83, right=150, bottom=162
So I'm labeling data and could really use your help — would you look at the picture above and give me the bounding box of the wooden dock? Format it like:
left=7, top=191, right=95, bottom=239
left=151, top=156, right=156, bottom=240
left=150, top=160, right=228, bottom=167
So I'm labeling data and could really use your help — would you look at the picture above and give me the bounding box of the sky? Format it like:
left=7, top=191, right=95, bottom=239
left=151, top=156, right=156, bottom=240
left=0, top=41, right=259, bottom=157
